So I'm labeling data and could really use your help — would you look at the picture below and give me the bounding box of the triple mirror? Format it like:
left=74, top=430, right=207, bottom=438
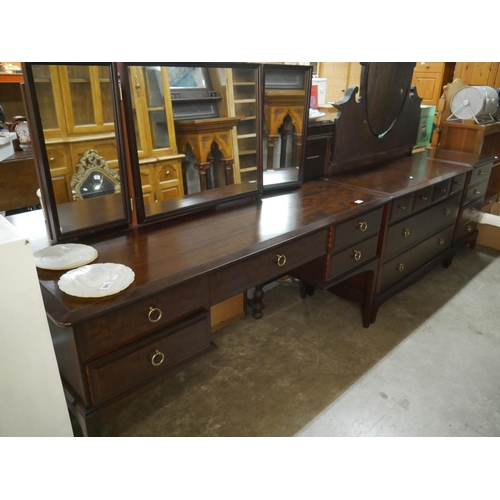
left=23, top=62, right=312, bottom=242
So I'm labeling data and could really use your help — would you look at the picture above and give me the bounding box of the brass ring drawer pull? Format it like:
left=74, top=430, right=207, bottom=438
left=274, top=254, right=287, bottom=267
left=455, top=181, right=463, bottom=186
left=441, top=188, right=448, bottom=193
left=471, top=207, right=477, bottom=214
left=402, top=228, right=410, bottom=237
left=420, top=196, right=428, bottom=201
left=438, top=238, right=445, bottom=245
left=396, top=263, right=404, bottom=271
left=467, top=225, right=473, bottom=232
left=357, top=221, right=368, bottom=232
left=351, top=250, right=362, bottom=261
left=398, top=205, right=406, bottom=211
left=474, top=189, right=481, bottom=195
left=151, top=349, right=165, bottom=367
left=479, top=169, right=486, bottom=176
left=444, top=208, right=451, bottom=216
left=148, top=306, right=163, bottom=323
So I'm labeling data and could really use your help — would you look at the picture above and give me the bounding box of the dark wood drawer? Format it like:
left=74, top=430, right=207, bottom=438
left=455, top=219, right=478, bottom=241
left=385, top=194, right=461, bottom=261
left=380, top=225, right=454, bottom=292
left=450, top=173, right=467, bottom=195
left=79, top=276, right=209, bottom=360
left=464, top=178, right=489, bottom=205
left=390, top=193, right=414, bottom=222
left=328, top=235, right=378, bottom=280
left=413, top=185, right=434, bottom=212
left=432, top=179, right=451, bottom=202
left=459, top=199, right=483, bottom=225
left=469, top=164, right=492, bottom=185
left=87, top=312, right=210, bottom=406
left=333, top=207, right=383, bottom=251
left=211, top=229, right=328, bottom=304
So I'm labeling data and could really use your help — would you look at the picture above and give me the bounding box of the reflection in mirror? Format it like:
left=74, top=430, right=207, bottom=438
left=262, top=64, right=312, bottom=190
left=22, top=63, right=130, bottom=241
left=119, top=63, right=262, bottom=223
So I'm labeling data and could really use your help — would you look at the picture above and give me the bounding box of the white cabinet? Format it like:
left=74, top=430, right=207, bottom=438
left=0, top=216, right=72, bottom=436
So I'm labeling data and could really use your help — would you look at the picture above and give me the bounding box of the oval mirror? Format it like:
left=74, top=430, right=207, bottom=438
left=22, top=62, right=131, bottom=242
left=262, top=64, right=312, bottom=190
left=363, top=62, right=415, bottom=138
left=119, top=62, right=263, bottom=223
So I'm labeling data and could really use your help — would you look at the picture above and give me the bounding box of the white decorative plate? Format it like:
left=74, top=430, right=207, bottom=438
left=33, top=243, right=98, bottom=270
left=58, top=263, right=135, bottom=298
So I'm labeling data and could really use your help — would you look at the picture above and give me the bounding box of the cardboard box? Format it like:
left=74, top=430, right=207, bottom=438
left=0, top=132, right=16, bottom=162
left=476, top=202, right=500, bottom=250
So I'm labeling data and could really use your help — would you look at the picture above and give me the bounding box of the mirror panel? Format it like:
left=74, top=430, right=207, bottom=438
left=262, top=64, right=312, bottom=190
left=363, top=62, right=415, bottom=138
left=22, top=63, right=130, bottom=242
left=119, top=63, right=263, bottom=222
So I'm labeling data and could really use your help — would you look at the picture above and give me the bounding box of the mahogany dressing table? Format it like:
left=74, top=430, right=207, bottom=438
left=16, top=62, right=493, bottom=436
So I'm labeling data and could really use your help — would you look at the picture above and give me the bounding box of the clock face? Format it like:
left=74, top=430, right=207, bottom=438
left=14, top=121, right=30, bottom=150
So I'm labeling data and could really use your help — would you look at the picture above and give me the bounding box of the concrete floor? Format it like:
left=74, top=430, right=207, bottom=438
left=80, top=244, right=500, bottom=437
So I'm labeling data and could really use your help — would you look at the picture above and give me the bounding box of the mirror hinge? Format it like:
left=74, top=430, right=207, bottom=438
left=130, top=198, right=134, bottom=211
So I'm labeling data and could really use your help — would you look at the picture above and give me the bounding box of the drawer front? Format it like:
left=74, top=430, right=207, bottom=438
left=469, top=164, right=492, bottom=185
left=464, top=179, right=489, bottom=205
left=79, top=276, right=210, bottom=360
left=450, top=173, right=467, bottom=195
left=414, top=62, right=445, bottom=73
left=413, top=186, right=434, bottom=212
left=333, top=207, right=383, bottom=251
left=432, top=179, right=451, bottom=202
left=380, top=225, right=454, bottom=292
left=87, top=313, right=210, bottom=406
left=455, top=219, right=478, bottom=242
left=390, top=193, right=414, bottom=222
left=460, top=199, right=483, bottom=225
left=385, top=194, right=460, bottom=260
left=211, top=229, right=328, bottom=304
left=328, top=235, right=378, bottom=280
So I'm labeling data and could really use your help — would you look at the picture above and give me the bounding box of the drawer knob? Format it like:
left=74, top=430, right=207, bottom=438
left=438, top=238, right=445, bottom=246
left=396, top=263, right=404, bottom=272
left=467, top=225, right=473, bottom=233
left=357, top=221, right=368, bottom=232
left=471, top=207, right=477, bottom=214
left=441, top=188, right=448, bottom=193
left=148, top=306, right=163, bottom=323
left=398, top=204, right=406, bottom=211
left=165, top=170, right=170, bottom=175
left=151, top=349, right=165, bottom=367
left=444, top=208, right=451, bottom=216
left=420, top=196, right=428, bottom=201
left=455, top=181, right=463, bottom=186
left=351, top=250, right=362, bottom=261
left=479, top=169, right=486, bottom=176
left=402, top=228, right=410, bottom=237
left=50, top=157, right=55, bottom=162
left=274, top=254, right=287, bottom=267
left=474, top=189, right=481, bottom=195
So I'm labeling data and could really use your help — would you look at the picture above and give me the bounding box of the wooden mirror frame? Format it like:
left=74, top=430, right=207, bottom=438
left=22, top=62, right=131, bottom=243
left=118, top=62, right=264, bottom=224
left=262, top=63, right=312, bottom=192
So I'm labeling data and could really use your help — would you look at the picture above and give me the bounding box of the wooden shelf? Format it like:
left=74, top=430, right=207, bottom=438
left=0, top=73, right=23, bottom=83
